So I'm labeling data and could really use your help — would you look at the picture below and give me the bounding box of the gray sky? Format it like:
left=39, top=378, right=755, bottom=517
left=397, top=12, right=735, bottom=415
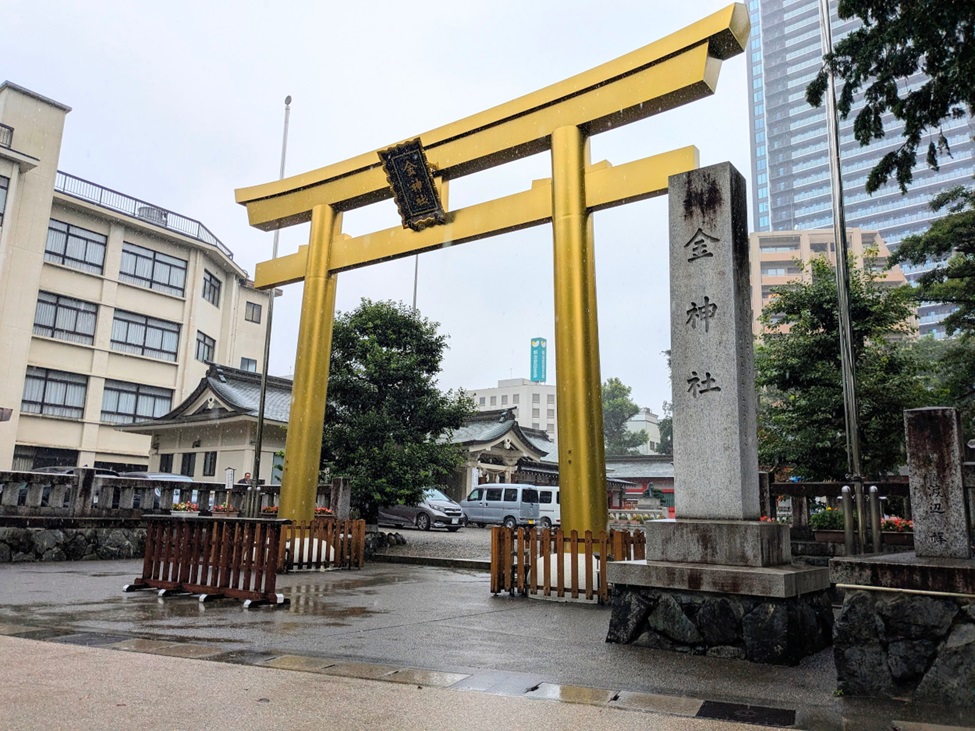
left=4, top=0, right=751, bottom=416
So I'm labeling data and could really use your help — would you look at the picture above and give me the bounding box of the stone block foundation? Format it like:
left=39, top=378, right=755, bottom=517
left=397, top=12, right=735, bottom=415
left=606, top=583, right=833, bottom=665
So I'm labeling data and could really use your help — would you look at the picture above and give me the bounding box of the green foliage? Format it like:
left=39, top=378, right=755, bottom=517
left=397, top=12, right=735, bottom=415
left=601, top=377, right=645, bottom=455
left=889, top=187, right=975, bottom=337
left=904, top=334, right=975, bottom=441
left=320, top=300, right=475, bottom=523
left=806, top=2, right=975, bottom=193
left=657, top=400, right=673, bottom=456
left=755, top=258, right=924, bottom=480
left=809, top=507, right=845, bottom=531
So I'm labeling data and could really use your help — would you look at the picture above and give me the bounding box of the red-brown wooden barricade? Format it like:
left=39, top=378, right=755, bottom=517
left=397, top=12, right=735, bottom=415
left=123, top=515, right=290, bottom=607
left=279, top=518, right=366, bottom=572
left=490, top=526, right=646, bottom=603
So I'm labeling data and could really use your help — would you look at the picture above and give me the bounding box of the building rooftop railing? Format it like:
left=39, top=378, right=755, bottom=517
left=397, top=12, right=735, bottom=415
left=54, top=171, right=234, bottom=260
left=0, top=123, right=12, bottom=149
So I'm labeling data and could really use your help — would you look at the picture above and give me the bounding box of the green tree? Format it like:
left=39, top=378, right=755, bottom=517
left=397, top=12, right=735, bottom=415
left=320, top=300, right=475, bottom=523
left=889, top=187, right=975, bottom=336
left=657, top=400, right=673, bottom=456
left=602, top=377, right=645, bottom=456
left=806, top=2, right=975, bottom=193
left=755, top=258, right=924, bottom=480
left=888, top=187, right=975, bottom=439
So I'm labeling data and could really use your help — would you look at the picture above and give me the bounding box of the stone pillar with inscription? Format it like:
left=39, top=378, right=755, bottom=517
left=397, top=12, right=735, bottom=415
left=606, top=164, right=833, bottom=665
left=904, top=408, right=972, bottom=560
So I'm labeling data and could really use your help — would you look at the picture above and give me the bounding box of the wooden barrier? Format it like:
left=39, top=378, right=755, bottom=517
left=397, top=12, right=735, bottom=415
left=279, top=517, right=366, bottom=572
left=490, top=526, right=646, bottom=603
left=123, top=515, right=290, bottom=607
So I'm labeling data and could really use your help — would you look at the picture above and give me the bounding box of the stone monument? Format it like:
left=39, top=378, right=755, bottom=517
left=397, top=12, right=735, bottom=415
left=830, top=407, right=975, bottom=704
left=606, top=163, right=833, bottom=665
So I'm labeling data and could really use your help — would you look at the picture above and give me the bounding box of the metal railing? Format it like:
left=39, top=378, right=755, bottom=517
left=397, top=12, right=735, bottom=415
left=0, top=123, right=12, bottom=149
left=53, top=171, right=234, bottom=260
left=0, top=470, right=331, bottom=519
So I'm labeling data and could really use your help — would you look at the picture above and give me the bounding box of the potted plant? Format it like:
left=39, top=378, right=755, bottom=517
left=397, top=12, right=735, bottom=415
left=261, top=505, right=279, bottom=515
left=315, top=506, right=334, bottom=517
left=171, top=501, right=199, bottom=516
left=212, top=502, right=239, bottom=518
left=881, top=516, right=914, bottom=546
left=809, top=506, right=845, bottom=542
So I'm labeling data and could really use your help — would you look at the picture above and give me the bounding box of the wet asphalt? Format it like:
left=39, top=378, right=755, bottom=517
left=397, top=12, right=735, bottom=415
left=0, top=530, right=973, bottom=729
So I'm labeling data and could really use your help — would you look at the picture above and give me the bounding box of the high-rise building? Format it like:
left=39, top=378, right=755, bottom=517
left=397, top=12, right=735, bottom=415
left=747, top=0, right=975, bottom=338
left=0, top=82, right=271, bottom=472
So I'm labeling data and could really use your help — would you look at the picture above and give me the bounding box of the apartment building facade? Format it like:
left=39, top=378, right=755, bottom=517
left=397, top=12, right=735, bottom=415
left=0, top=82, right=271, bottom=472
left=747, top=0, right=975, bottom=337
left=749, top=227, right=909, bottom=335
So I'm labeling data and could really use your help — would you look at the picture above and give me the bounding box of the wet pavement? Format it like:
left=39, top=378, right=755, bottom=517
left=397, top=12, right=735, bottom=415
left=0, top=559, right=973, bottom=730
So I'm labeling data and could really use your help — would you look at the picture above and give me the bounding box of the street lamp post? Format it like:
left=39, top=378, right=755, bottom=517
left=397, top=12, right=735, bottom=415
left=249, top=95, right=292, bottom=518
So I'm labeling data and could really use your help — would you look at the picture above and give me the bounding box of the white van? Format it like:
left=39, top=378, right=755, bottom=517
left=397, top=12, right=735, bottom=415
left=460, top=484, right=540, bottom=528
left=537, top=486, right=560, bottom=529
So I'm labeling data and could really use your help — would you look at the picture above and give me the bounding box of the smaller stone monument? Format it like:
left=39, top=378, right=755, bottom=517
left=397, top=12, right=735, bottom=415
left=829, top=407, right=975, bottom=704
left=606, top=163, right=832, bottom=665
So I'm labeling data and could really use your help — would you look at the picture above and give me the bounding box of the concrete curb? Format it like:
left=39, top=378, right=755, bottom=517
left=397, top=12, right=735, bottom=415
left=371, top=553, right=491, bottom=571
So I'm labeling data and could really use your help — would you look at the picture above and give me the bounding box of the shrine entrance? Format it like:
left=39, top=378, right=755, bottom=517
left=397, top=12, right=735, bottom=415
left=235, top=4, right=749, bottom=534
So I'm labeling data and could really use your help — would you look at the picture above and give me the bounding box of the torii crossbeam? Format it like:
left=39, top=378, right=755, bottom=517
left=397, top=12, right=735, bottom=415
left=236, top=4, right=749, bottom=533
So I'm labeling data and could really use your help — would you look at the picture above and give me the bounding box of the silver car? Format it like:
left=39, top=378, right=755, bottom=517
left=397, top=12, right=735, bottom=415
left=378, top=488, right=465, bottom=532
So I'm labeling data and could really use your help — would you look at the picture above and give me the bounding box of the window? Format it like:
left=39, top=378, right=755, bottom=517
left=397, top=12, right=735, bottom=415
left=532, top=394, right=540, bottom=404
left=101, top=380, right=173, bottom=424
left=120, top=242, right=187, bottom=296
left=532, top=408, right=540, bottom=418
left=547, top=409, right=555, bottom=419
left=0, top=175, right=8, bottom=225
left=503, top=488, right=517, bottom=502
left=13, top=445, right=79, bottom=471
left=202, top=269, right=221, bottom=307
left=478, top=397, right=485, bottom=406
left=244, top=301, right=262, bottom=323
left=33, top=291, right=97, bottom=345
left=547, top=394, right=555, bottom=404
left=180, top=452, right=196, bottom=477
left=203, top=451, right=217, bottom=477
left=159, top=453, right=174, bottom=472
left=512, top=394, right=519, bottom=404
left=485, top=488, right=502, bottom=502
left=196, top=331, right=215, bottom=363
left=240, top=357, right=257, bottom=372
left=532, top=422, right=540, bottom=429
left=539, top=491, right=552, bottom=504
left=21, top=366, right=87, bottom=419
left=44, top=219, right=107, bottom=275
left=501, top=395, right=508, bottom=405
left=490, top=396, right=496, bottom=406
left=111, top=310, right=180, bottom=361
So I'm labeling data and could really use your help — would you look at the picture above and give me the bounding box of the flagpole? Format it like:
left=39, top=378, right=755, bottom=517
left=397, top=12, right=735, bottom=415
left=248, top=94, right=292, bottom=517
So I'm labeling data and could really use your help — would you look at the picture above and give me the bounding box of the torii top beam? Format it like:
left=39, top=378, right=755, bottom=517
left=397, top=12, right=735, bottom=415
left=235, top=4, right=749, bottom=232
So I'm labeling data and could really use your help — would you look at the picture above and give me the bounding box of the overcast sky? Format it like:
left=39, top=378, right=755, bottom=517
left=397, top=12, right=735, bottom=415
left=4, top=1, right=751, bottom=416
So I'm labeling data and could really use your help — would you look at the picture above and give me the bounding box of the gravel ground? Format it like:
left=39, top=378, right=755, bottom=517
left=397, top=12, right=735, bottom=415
left=374, top=522, right=493, bottom=560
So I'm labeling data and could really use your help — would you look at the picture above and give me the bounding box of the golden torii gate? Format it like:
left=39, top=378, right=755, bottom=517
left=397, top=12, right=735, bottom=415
left=236, top=4, right=749, bottom=534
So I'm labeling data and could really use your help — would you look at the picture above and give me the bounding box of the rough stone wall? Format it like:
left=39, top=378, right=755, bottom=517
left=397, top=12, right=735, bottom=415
left=834, top=589, right=975, bottom=706
left=0, top=527, right=146, bottom=562
left=607, top=585, right=833, bottom=665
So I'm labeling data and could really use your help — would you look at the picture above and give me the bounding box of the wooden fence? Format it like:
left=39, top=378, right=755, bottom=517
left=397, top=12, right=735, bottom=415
left=279, top=517, right=366, bottom=572
left=490, top=526, right=646, bottom=603
left=123, top=515, right=290, bottom=607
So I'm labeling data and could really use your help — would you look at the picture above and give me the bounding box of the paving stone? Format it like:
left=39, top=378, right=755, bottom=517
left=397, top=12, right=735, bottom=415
left=524, top=682, right=615, bottom=705
left=318, top=662, right=398, bottom=679
left=264, top=655, right=336, bottom=672
left=611, top=690, right=703, bottom=716
left=385, top=668, right=471, bottom=687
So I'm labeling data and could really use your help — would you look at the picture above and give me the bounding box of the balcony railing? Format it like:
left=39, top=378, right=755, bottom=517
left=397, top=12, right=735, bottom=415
left=0, top=123, right=12, bottom=149
left=53, top=171, right=234, bottom=260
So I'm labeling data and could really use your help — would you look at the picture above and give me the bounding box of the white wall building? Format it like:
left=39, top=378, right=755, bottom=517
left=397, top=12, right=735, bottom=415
left=0, top=81, right=271, bottom=472
left=468, top=378, right=558, bottom=446
left=625, top=407, right=662, bottom=455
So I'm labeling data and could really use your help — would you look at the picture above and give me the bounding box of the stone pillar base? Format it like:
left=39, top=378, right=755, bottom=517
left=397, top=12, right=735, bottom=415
left=606, top=580, right=833, bottom=665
